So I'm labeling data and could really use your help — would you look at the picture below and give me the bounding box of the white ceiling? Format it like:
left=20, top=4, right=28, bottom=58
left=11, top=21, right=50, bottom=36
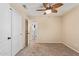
left=22, top=3, right=79, bottom=16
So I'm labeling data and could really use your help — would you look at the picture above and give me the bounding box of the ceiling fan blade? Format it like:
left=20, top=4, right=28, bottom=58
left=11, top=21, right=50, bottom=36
left=51, top=3, right=63, bottom=13
left=36, top=9, right=46, bottom=11
left=43, top=3, right=50, bottom=8
left=52, top=3, right=63, bottom=9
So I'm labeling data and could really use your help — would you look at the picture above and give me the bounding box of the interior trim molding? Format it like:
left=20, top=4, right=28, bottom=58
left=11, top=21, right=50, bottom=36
left=62, top=41, right=79, bottom=53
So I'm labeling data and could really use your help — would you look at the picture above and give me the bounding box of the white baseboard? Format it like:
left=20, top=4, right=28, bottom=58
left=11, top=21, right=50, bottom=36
left=62, top=41, right=79, bottom=53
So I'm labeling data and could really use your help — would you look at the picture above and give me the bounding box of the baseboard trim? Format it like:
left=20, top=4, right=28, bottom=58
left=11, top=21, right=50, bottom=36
left=62, top=41, right=79, bottom=53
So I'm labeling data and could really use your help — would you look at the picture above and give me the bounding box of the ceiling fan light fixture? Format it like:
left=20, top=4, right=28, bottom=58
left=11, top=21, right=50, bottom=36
left=44, top=9, right=51, bottom=14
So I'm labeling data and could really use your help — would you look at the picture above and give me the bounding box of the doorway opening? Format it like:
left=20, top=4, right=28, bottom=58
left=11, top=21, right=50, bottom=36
left=25, top=19, right=28, bottom=47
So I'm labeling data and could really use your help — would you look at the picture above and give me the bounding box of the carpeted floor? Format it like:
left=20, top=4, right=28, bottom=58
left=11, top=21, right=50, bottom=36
left=16, top=43, right=79, bottom=56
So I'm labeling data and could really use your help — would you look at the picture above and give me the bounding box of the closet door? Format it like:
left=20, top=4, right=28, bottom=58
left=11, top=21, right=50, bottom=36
left=11, top=9, right=22, bottom=56
left=0, top=4, right=11, bottom=56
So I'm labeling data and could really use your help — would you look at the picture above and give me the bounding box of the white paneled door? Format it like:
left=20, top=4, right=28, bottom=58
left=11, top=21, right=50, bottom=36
left=0, top=4, right=24, bottom=56
left=11, top=9, right=23, bottom=56
left=0, top=4, right=11, bottom=56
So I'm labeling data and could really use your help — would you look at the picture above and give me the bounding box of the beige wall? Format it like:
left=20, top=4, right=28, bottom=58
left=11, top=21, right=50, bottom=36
left=62, top=5, right=79, bottom=52
left=29, top=16, right=62, bottom=43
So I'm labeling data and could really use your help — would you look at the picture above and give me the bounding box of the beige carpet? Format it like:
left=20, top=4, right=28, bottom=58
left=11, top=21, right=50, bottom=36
left=16, top=43, right=79, bottom=56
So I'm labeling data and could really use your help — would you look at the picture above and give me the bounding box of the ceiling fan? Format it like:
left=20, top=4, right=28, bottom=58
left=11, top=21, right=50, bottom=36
left=36, top=3, right=63, bottom=15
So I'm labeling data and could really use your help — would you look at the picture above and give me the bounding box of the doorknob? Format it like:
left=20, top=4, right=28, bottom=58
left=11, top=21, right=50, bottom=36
left=8, top=37, right=11, bottom=40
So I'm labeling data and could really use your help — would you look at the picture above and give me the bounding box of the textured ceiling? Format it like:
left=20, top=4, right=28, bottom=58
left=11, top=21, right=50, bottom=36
left=22, top=3, right=79, bottom=16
